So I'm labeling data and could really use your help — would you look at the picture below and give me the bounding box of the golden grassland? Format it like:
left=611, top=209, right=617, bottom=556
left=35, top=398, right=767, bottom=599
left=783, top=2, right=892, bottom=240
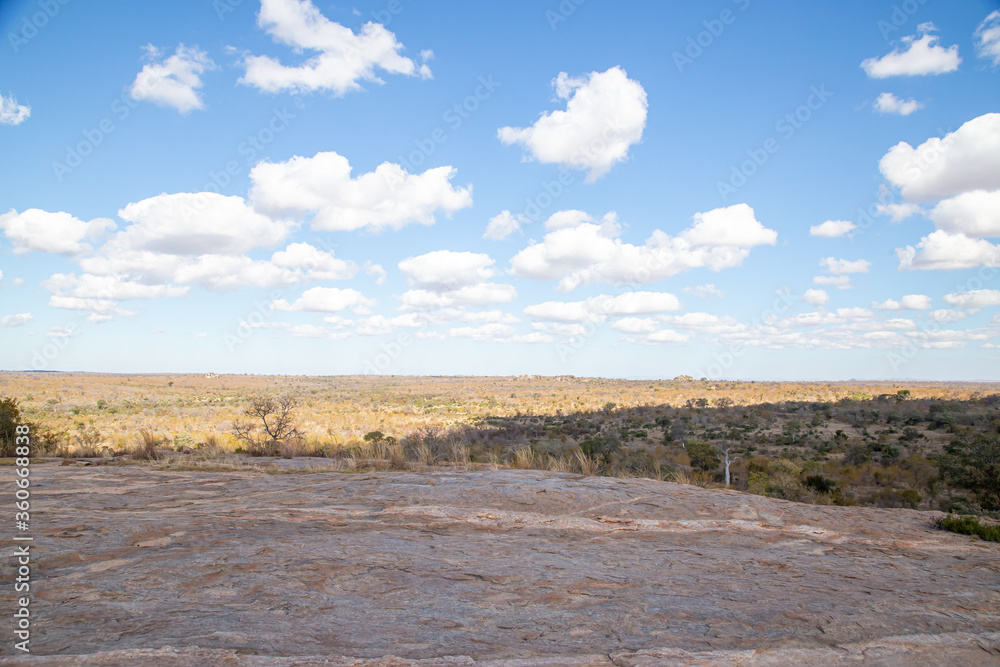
left=3, top=371, right=997, bottom=453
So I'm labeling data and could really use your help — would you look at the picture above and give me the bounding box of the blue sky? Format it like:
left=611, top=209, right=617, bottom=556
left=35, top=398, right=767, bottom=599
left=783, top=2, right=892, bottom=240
left=1, top=0, right=1000, bottom=380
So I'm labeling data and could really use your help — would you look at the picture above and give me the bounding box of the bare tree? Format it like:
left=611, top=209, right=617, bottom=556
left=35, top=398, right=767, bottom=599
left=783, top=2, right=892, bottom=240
left=717, top=446, right=742, bottom=489
left=232, top=394, right=299, bottom=456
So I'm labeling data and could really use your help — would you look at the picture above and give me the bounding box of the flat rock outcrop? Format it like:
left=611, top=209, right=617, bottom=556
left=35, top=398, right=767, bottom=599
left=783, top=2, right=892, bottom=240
left=2, top=464, right=998, bottom=665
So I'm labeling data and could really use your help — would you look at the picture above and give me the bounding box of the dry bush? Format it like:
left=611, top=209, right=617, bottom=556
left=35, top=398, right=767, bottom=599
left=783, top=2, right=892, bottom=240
left=131, top=429, right=160, bottom=461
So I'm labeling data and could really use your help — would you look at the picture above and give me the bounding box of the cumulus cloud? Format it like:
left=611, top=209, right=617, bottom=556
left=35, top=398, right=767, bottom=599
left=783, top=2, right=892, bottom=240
left=928, top=309, right=971, bottom=323
left=116, top=192, right=291, bottom=255
left=240, top=0, right=430, bottom=95
left=813, top=275, right=853, bottom=290
left=872, top=294, right=932, bottom=310
left=810, top=220, right=857, bottom=238
left=0, top=93, right=30, bottom=125
left=942, top=289, right=1000, bottom=309
left=976, top=11, right=1000, bottom=66
left=363, top=261, right=386, bottom=285
left=498, top=66, right=647, bottom=182
left=249, top=151, right=471, bottom=232
left=929, top=190, right=1000, bottom=238
left=896, top=231, right=1000, bottom=271
left=861, top=25, right=961, bottom=78
left=879, top=113, right=1000, bottom=202
left=399, top=251, right=495, bottom=291
left=396, top=250, right=515, bottom=312
left=400, top=284, right=517, bottom=311
left=819, top=257, right=871, bottom=274
left=524, top=291, right=681, bottom=325
left=0, top=313, right=32, bottom=327
left=0, top=209, right=115, bottom=256
left=270, top=242, right=357, bottom=281
left=418, top=323, right=551, bottom=345
left=130, top=44, right=215, bottom=113
left=510, top=204, right=776, bottom=291
left=683, top=283, right=725, bottom=299
left=873, top=92, right=923, bottom=116
left=802, top=289, right=829, bottom=307
left=483, top=210, right=523, bottom=241
left=876, top=202, right=922, bottom=222
left=272, top=286, right=375, bottom=314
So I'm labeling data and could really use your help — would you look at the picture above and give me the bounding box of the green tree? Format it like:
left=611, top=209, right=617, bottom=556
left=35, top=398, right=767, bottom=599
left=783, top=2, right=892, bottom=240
left=686, top=439, right=719, bottom=472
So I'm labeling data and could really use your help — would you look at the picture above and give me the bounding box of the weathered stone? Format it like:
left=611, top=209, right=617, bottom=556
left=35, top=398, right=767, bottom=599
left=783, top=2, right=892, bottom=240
left=2, top=464, right=998, bottom=665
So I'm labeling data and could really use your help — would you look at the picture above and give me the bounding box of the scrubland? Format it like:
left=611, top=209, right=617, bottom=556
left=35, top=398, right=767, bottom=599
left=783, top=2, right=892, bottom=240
left=2, top=372, right=998, bottom=522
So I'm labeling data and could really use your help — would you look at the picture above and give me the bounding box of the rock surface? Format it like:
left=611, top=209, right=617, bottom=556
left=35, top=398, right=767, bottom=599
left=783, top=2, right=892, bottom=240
left=2, top=464, right=999, bottom=665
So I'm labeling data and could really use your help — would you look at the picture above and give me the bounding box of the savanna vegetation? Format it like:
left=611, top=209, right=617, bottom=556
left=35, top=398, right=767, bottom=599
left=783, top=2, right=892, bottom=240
left=3, top=372, right=999, bottom=522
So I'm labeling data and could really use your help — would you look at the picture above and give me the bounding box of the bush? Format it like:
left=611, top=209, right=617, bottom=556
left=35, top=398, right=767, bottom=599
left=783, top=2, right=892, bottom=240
left=0, top=397, right=25, bottom=457
left=937, top=514, right=1000, bottom=542
left=686, top=439, right=718, bottom=472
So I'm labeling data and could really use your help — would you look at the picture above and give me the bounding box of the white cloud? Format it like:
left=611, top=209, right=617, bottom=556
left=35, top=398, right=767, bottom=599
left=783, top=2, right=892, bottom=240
left=610, top=317, right=660, bottom=335
left=876, top=202, right=921, bottom=222
left=928, top=309, right=971, bottom=323
left=498, top=66, right=647, bottom=182
left=879, top=113, right=1000, bottom=201
left=975, top=10, right=1000, bottom=66
left=400, top=284, right=516, bottom=311
left=0, top=93, right=30, bottom=126
left=130, top=45, right=214, bottom=113
left=249, top=151, right=471, bottom=232
left=942, top=289, right=1000, bottom=309
left=809, top=220, right=857, bottom=238
left=419, top=324, right=552, bottom=344
left=872, top=294, right=932, bottom=310
left=510, top=204, right=776, bottom=291
left=802, top=289, right=829, bottom=307
left=398, top=250, right=495, bottom=291
left=272, top=286, right=376, bottom=314
left=363, top=261, right=386, bottom=285
left=861, top=25, right=961, bottom=78
left=240, top=0, right=429, bottom=95
left=355, top=313, right=422, bottom=336
left=544, top=209, right=594, bottom=231
left=43, top=273, right=189, bottom=301
left=48, top=296, right=136, bottom=318
left=896, top=231, right=1000, bottom=271
left=814, top=275, right=853, bottom=290
left=523, top=291, right=681, bottom=327
left=645, top=329, right=689, bottom=344
left=873, top=92, right=923, bottom=116
left=819, top=257, right=871, bottom=274
left=117, top=192, right=291, bottom=255
left=484, top=210, right=523, bottom=240
left=0, top=313, right=32, bottom=327
left=683, top=284, right=725, bottom=299
left=929, top=190, right=1000, bottom=238
left=0, top=209, right=115, bottom=256
left=270, top=242, right=356, bottom=281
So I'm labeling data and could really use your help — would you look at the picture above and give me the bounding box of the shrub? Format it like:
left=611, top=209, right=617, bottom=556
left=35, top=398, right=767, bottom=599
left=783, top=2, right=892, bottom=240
left=686, top=439, right=719, bottom=472
left=937, top=514, right=1000, bottom=542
